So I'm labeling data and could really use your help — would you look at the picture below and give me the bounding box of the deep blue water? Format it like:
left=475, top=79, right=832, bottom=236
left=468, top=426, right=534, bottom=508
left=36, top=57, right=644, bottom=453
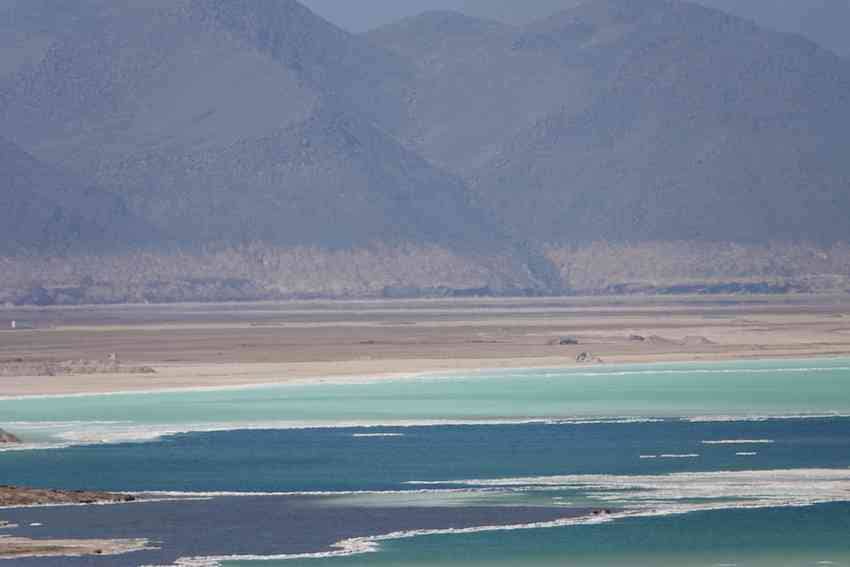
left=3, top=360, right=850, bottom=566
left=2, top=419, right=850, bottom=493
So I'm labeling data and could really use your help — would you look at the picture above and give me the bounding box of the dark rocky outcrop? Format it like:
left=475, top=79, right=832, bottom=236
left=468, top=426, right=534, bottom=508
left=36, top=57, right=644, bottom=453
left=0, top=429, right=22, bottom=444
left=0, top=486, right=135, bottom=507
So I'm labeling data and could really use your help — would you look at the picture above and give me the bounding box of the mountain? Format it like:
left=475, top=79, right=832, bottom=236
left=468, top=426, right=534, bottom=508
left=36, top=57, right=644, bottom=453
left=366, top=10, right=587, bottom=173
left=0, top=0, right=97, bottom=78
left=474, top=0, right=850, bottom=245
left=0, top=137, right=147, bottom=254
left=370, top=0, right=850, bottom=245
left=308, top=0, right=850, bottom=57
left=695, top=0, right=850, bottom=57
left=4, top=0, right=850, bottom=302
left=0, top=0, right=495, bottom=251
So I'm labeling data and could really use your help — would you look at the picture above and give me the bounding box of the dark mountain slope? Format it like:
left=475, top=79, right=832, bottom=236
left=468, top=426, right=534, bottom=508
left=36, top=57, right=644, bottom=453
left=366, top=10, right=594, bottom=174
left=0, top=0, right=101, bottom=78
left=470, top=0, right=850, bottom=244
left=0, top=0, right=495, bottom=251
left=0, top=138, right=147, bottom=254
left=193, top=0, right=412, bottom=129
left=95, top=106, right=494, bottom=249
left=695, top=0, right=850, bottom=57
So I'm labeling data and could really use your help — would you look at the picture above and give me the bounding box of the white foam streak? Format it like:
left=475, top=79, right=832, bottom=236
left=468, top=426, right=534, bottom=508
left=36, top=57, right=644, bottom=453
left=574, top=366, right=850, bottom=377
left=687, top=413, right=850, bottom=423
left=0, top=496, right=207, bottom=511
left=351, top=433, right=405, bottom=438
left=551, top=418, right=666, bottom=425
left=4, top=419, right=543, bottom=449
left=151, top=512, right=623, bottom=567
left=405, top=469, right=850, bottom=510
left=130, top=487, right=527, bottom=501
left=6, top=411, right=849, bottom=452
left=702, top=440, right=775, bottom=445
left=0, top=417, right=674, bottom=450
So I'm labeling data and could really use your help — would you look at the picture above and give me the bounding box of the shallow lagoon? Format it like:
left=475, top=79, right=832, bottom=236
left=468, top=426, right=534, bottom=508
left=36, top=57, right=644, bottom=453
left=2, top=358, right=850, bottom=566
left=3, top=358, right=850, bottom=448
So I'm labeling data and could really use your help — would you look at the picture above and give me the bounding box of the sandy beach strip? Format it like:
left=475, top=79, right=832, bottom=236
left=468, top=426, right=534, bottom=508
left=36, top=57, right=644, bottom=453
left=2, top=350, right=850, bottom=399
left=2, top=295, right=850, bottom=397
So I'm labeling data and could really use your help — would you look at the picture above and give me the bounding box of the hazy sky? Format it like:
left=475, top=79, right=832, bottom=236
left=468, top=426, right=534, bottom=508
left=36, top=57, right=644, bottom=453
left=300, top=0, right=850, bottom=56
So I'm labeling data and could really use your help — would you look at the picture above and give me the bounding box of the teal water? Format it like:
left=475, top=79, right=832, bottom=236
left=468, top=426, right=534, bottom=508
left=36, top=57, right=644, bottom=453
left=240, top=504, right=850, bottom=567
left=3, top=358, right=850, bottom=566
left=3, top=358, right=850, bottom=447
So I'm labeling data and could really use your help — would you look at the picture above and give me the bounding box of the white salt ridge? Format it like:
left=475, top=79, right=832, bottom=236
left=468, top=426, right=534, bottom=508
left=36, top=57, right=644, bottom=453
left=405, top=469, right=850, bottom=511
left=702, top=440, right=774, bottom=445
left=4, top=419, right=537, bottom=449
left=10, top=410, right=840, bottom=453
left=73, top=467, right=850, bottom=566
left=687, top=413, right=850, bottom=423
left=2, top=417, right=673, bottom=450
left=508, top=365, right=850, bottom=380
left=0, top=442, right=75, bottom=452
left=639, top=453, right=700, bottom=459
left=132, top=487, right=526, bottom=501
left=149, top=470, right=850, bottom=567
left=351, top=433, right=405, bottom=438
left=146, top=511, right=625, bottom=567
left=0, top=496, right=208, bottom=511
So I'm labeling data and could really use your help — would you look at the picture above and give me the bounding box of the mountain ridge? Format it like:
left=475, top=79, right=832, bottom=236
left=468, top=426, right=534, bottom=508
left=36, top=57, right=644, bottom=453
left=3, top=0, right=850, bottom=302
left=0, top=137, right=149, bottom=255
left=0, top=0, right=500, bottom=253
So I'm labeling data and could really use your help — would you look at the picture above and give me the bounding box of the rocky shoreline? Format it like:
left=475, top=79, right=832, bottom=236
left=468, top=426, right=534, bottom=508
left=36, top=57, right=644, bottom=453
left=0, top=429, right=21, bottom=444
left=0, top=486, right=136, bottom=507
left=0, top=487, right=146, bottom=559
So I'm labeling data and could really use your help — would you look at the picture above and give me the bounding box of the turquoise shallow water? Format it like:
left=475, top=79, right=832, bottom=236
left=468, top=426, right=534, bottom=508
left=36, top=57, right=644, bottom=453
left=2, top=358, right=850, bottom=566
left=242, top=503, right=850, bottom=567
left=3, top=358, right=850, bottom=447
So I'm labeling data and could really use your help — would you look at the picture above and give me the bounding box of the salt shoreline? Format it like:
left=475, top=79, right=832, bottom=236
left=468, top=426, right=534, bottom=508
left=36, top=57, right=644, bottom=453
left=2, top=354, right=848, bottom=401
left=0, top=535, right=152, bottom=559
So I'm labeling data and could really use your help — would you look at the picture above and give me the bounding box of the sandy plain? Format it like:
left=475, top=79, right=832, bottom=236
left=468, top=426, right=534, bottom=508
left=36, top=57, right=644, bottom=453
left=2, top=295, right=850, bottom=397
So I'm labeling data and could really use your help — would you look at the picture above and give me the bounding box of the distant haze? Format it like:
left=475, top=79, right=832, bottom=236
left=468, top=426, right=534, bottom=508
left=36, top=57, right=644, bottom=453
left=302, top=0, right=850, bottom=56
